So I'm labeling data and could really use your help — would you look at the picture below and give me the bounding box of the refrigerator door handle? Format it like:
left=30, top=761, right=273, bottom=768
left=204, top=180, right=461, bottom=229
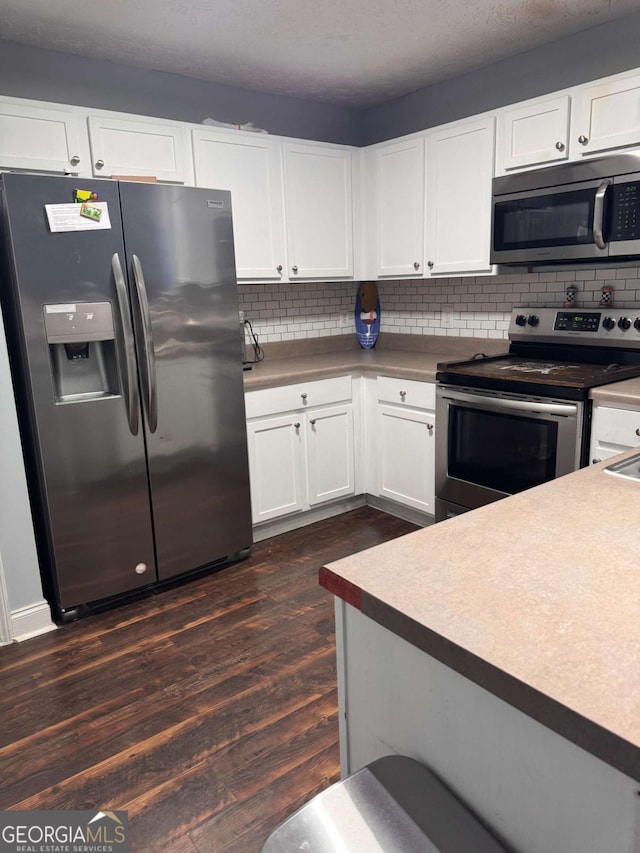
left=111, top=253, right=140, bottom=436
left=131, top=254, right=158, bottom=433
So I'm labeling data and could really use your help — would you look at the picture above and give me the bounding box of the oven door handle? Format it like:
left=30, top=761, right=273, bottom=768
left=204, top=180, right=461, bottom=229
left=439, top=390, right=577, bottom=417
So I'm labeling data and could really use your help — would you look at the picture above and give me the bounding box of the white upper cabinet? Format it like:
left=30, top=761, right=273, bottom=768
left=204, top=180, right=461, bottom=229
left=282, top=141, right=354, bottom=280
left=497, top=95, right=570, bottom=171
left=572, top=72, right=640, bottom=157
left=425, top=116, right=495, bottom=276
left=87, top=115, right=189, bottom=182
left=192, top=129, right=287, bottom=280
left=0, top=99, right=85, bottom=174
left=372, top=136, right=425, bottom=277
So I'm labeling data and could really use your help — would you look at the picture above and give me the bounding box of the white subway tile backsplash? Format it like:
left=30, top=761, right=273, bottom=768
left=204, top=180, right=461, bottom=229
left=238, top=271, right=640, bottom=343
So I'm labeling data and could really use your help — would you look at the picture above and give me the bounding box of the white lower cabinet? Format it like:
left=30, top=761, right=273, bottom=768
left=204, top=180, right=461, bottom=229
left=375, top=377, right=436, bottom=515
left=589, top=404, right=640, bottom=465
left=306, top=405, right=354, bottom=505
left=245, top=376, right=355, bottom=525
left=246, top=414, right=306, bottom=522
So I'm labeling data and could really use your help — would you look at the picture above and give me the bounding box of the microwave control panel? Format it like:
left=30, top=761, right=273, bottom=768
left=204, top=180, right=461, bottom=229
left=610, top=181, right=640, bottom=241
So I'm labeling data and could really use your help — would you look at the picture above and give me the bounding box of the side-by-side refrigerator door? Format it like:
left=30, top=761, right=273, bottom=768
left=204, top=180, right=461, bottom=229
left=1, top=173, right=156, bottom=616
left=118, top=182, right=252, bottom=581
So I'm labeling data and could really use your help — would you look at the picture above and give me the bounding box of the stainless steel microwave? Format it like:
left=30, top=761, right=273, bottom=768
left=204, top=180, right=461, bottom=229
left=490, top=153, right=640, bottom=265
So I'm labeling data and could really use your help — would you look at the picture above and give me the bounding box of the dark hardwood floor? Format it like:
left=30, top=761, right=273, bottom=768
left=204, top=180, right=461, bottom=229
left=0, top=507, right=417, bottom=852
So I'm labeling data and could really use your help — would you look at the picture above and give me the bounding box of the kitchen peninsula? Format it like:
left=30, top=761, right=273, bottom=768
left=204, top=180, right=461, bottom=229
left=320, top=456, right=640, bottom=853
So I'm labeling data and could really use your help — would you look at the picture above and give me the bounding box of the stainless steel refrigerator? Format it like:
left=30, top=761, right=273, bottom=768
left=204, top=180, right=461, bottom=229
left=0, top=172, right=252, bottom=621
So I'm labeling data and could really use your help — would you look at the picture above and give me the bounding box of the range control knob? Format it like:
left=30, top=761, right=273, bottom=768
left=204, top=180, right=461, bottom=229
left=602, top=317, right=616, bottom=330
left=618, top=317, right=631, bottom=330
left=515, top=314, right=527, bottom=327
left=527, top=314, right=539, bottom=327
left=634, top=318, right=640, bottom=331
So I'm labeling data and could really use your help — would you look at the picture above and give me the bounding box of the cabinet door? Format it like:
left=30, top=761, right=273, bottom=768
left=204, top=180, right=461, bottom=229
left=246, top=415, right=305, bottom=523
left=283, top=142, right=354, bottom=279
left=306, top=405, right=355, bottom=505
left=87, top=116, right=188, bottom=182
left=589, top=405, right=640, bottom=463
left=573, top=73, right=640, bottom=157
left=425, top=117, right=495, bottom=276
left=498, top=96, right=570, bottom=171
left=373, top=137, right=425, bottom=277
left=193, top=130, right=286, bottom=281
left=192, top=130, right=287, bottom=280
left=377, top=405, right=435, bottom=514
left=0, top=101, right=83, bottom=174
left=589, top=443, right=627, bottom=465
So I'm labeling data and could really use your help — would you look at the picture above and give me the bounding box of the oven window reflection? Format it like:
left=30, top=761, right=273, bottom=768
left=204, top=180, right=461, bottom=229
left=449, top=407, right=558, bottom=495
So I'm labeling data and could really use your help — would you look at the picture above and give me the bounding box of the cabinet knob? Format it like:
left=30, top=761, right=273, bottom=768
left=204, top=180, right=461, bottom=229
left=292, top=265, right=298, bottom=274
left=413, top=261, right=420, bottom=270
left=635, top=428, right=640, bottom=437
left=399, top=390, right=406, bottom=400
left=135, top=562, right=147, bottom=575
left=95, top=159, right=105, bottom=169
left=427, top=423, right=434, bottom=431
left=294, top=422, right=300, bottom=429
left=555, top=141, right=565, bottom=151
left=578, top=135, right=589, bottom=145
left=276, top=264, right=283, bottom=273
left=309, top=418, right=317, bottom=426
left=69, top=155, right=81, bottom=166
left=301, top=392, right=307, bottom=401
left=427, top=260, right=434, bottom=269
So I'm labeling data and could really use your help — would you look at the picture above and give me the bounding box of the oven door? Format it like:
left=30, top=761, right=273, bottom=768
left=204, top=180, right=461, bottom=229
left=435, top=385, right=584, bottom=520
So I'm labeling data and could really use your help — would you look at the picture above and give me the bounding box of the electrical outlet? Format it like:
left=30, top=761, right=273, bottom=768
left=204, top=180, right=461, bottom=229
left=239, top=310, right=246, bottom=323
left=441, top=310, right=453, bottom=329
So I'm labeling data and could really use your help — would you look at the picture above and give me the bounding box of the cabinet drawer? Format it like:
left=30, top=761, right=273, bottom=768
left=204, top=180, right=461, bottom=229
left=245, top=375, right=352, bottom=419
left=377, top=376, right=435, bottom=410
left=592, top=406, right=640, bottom=447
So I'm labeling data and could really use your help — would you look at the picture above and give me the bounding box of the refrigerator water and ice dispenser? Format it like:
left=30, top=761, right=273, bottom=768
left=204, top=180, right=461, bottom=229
left=44, top=301, right=120, bottom=403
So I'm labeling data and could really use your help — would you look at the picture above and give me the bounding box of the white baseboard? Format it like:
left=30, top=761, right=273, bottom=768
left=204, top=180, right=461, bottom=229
left=10, top=600, right=55, bottom=642
left=252, top=496, right=367, bottom=542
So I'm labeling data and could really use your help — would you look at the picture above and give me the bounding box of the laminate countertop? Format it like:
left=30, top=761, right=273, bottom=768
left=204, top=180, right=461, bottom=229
left=242, top=334, right=506, bottom=392
left=320, top=453, right=640, bottom=783
left=590, top=376, right=640, bottom=407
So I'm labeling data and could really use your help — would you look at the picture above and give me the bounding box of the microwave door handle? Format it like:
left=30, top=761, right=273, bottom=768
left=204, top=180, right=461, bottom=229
left=593, top=179, right=612, bottom=250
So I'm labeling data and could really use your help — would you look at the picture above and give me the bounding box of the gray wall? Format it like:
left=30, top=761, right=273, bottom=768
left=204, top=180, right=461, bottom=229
left=0, top=40, right=364, bottom=146
left=362, top=10, right=640, bottom=144
left=5, top=9, right=640, bottom=149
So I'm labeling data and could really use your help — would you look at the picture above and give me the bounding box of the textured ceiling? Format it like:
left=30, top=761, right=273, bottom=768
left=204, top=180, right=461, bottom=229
left=1, top=0, right=639, bottom=107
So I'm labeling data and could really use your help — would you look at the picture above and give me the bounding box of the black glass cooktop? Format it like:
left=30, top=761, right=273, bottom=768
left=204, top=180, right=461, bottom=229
left=437, top=350, right=640, bottom=399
